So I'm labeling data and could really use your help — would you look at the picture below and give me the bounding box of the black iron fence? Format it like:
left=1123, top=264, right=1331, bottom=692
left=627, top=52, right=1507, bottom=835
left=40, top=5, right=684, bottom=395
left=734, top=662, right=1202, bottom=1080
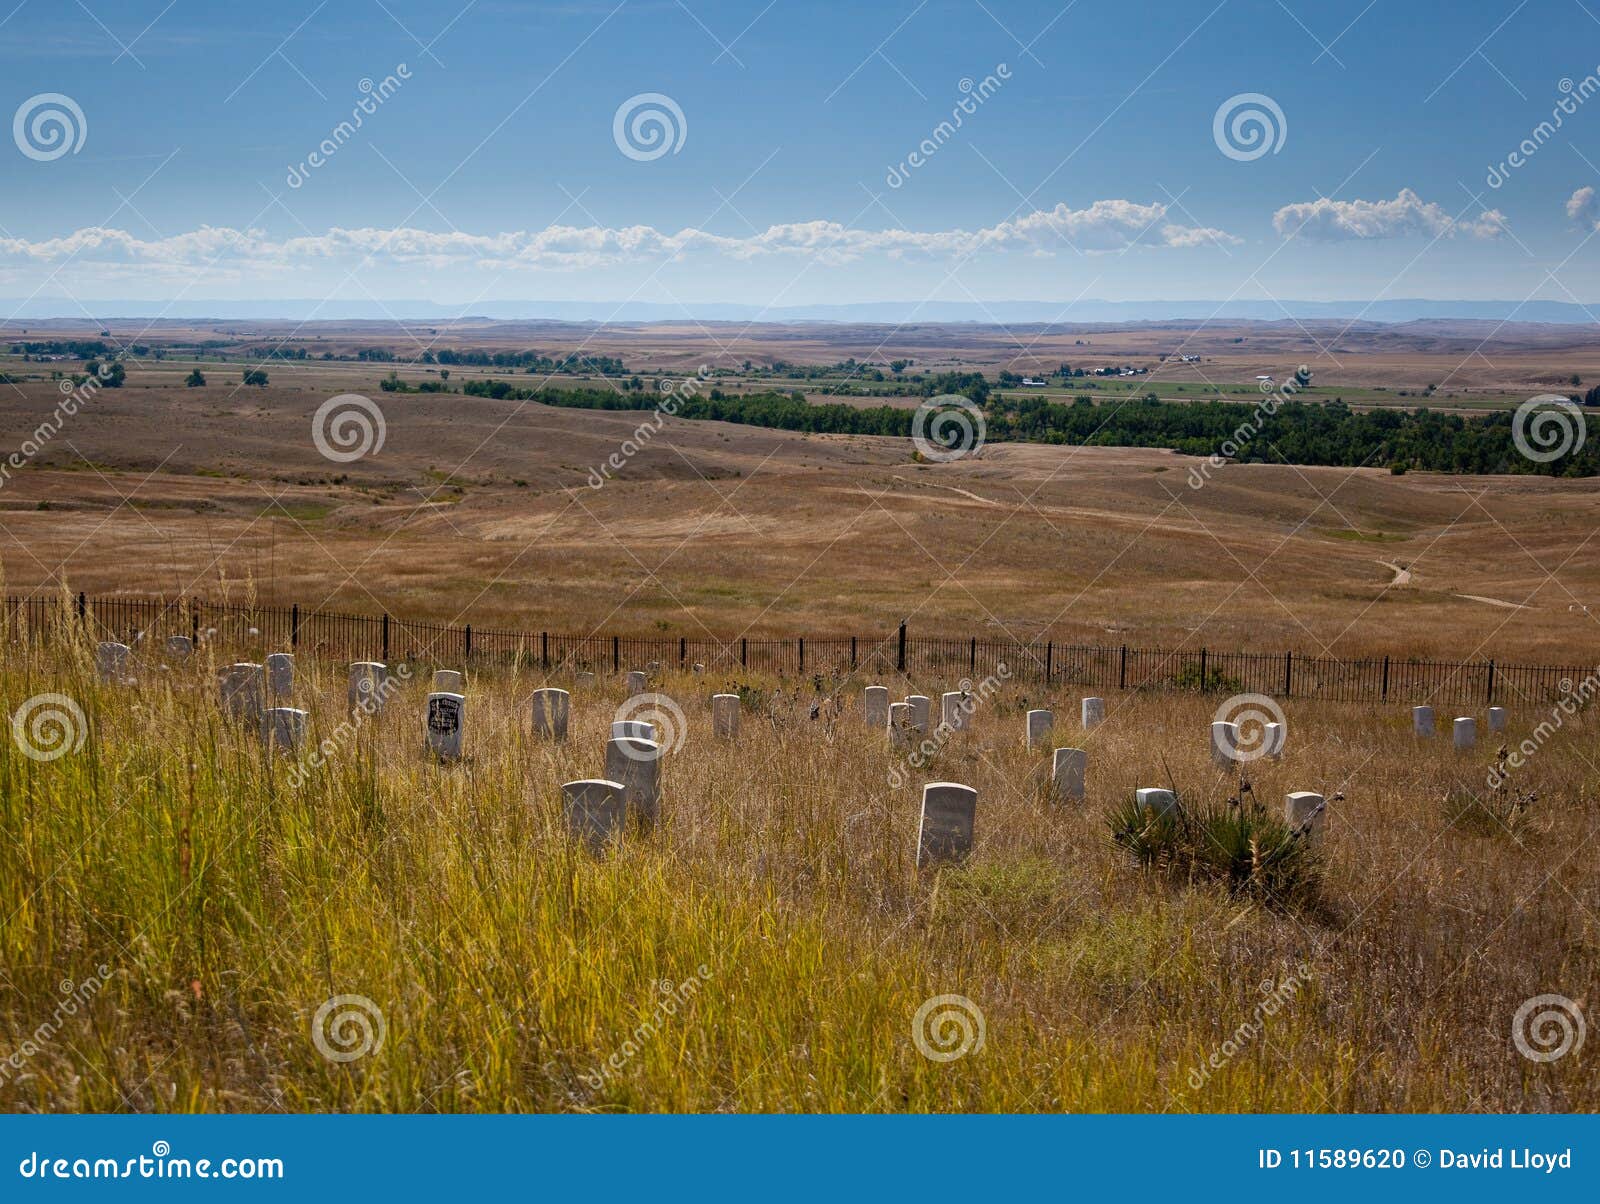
left=4, top=592, right=1591, bottom=710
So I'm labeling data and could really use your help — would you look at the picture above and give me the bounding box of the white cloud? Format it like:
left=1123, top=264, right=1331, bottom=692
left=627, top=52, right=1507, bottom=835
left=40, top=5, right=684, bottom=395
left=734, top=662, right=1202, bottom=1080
left=1566, top=186, right=1598, bottom=228
left=0, top=201, right=1237, bottom=276
left=1271, top=188, right=1505, bottom=241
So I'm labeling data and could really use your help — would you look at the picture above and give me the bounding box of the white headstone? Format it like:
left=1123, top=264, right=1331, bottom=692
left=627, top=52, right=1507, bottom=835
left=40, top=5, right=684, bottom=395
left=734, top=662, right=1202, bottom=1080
left=1285, top=790, right=1325, bottom=836
left=263, top=706, right=308, bottom=754
left=531, top=688, right=570, bottom=740
left=940, top=691, right=971, bottom=733
left=604, top=735, right=662, bottom=829
left=1413, top=705, right=1434, bottom=737
left=625, top=670, right=647, bottom=694
left=575, top=671, right=596, bottom=687
left=433, top=669, right=465, bottom=694
left=1487, top=706, right=1507, bottom=732
left=905, top=695, right=931, bottom=733
left=1135, top=787, right=1178, bottom=817
left=95, top=641, right=130, bottom=683
left=712, top=693, right=740, bottom=738
left=917, top=781, right=978, bottom=868
left=1264, top=721, right=1285, bottom=759
left=218, top=663, right=263, bottom=722
left=1026, top=709, right=1053, bottom=751
left=347, top=661, right=388, bottom=714
left=692, top=662, right=705, bottom=674
left=646, top=661, right=661, bottom=675
left=863, top=685, right=890, bottom=727
left=425, top=691, right=466, bottom=760
left=165, top=635, right=193, bottom=660
left=1050, top=747, right=1086, bottom=802
left=611, top=719, right=656, bottom=742
left=887, top=702, right=914, bottom=748
left=1081, top=697, right=1105, bottom=730
left=563, top=778, right=628, bottom=851
left=1210, top=720, right=1241, bottom=768
left=265, top=652, right=294, bottom=701
left=1453, top=716, right=1476, bottom=751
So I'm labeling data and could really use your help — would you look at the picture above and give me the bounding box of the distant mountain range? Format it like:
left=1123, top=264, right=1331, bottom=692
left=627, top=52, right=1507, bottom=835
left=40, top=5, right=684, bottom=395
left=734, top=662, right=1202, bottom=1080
left=3, top=297, right=1598, bottom=325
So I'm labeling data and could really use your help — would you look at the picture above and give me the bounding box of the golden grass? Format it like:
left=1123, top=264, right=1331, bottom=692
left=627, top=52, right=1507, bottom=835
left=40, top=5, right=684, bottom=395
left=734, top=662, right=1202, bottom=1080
left=1, top=620, right=1596, bottom=1113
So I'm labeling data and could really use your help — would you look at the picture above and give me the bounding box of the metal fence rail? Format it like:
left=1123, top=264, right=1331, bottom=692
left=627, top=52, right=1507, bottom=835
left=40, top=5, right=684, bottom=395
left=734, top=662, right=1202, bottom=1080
left=5, top=592, right=1592, bottom=709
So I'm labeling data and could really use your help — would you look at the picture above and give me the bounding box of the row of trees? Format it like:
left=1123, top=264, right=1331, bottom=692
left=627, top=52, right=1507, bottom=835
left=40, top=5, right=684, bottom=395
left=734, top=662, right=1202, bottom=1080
left=456, top=380, right=1598, bottom=476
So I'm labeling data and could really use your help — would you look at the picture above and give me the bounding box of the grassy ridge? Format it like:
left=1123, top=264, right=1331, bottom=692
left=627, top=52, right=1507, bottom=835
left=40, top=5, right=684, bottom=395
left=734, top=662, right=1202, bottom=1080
left=1, top=623, right=1596, bottom=1111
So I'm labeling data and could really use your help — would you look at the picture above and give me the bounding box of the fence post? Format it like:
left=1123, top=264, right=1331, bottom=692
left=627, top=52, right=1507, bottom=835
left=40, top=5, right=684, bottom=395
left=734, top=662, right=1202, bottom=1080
left=1283, top=651, right=1293, bottom=698
left=897, top=621, right=907, bottom=673
left=1045, top=641, right=1052, bottom=682
left=465, top=624, right=472, bottom=661
left=541, top=631, right=549, bottom=669
left=1486, top=659, right=1496, bottom=704
left=77, top=592, right=86, bottom=624
left=191, top=607, right=198, bottom=645
left=740, top=637, right=747, bottom=668
left=612, top=635, right=620, bottom=674
left=291, top=603, right=300, bottom=649
left=678, top=636, right=686, bottom=666
left=850, top=635, right=857, bottom=670
left=382, top=613, right=390, bottom=663
left=798, top=637, right=805, bottom=674
left=1199, top=647, right=1207, bottom=690
left=1381, top=654, right=1390, bottom=701
left=1119, top=645, right=1127, bottom=690
left=969, top=637, right=976, bottom=673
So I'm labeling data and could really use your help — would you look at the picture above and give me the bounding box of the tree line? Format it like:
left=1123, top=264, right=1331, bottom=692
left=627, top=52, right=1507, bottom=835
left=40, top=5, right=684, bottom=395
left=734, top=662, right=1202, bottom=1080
left=451, top=380, right=1598, bottom=476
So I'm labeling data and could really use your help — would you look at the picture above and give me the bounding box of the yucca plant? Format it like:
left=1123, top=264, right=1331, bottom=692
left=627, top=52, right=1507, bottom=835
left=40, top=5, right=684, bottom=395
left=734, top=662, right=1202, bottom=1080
left=1109, top=787, right=1321, bottom=909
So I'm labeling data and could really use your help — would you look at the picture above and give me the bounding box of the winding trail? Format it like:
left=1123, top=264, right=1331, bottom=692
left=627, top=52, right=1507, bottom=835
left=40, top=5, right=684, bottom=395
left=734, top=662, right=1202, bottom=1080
left=1378, top=560, right=1412, bottom=586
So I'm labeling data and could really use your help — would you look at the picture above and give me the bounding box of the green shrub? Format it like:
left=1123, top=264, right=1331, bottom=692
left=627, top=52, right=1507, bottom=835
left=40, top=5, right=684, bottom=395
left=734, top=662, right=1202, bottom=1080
left=1109, top=791, right=1321, bottom=909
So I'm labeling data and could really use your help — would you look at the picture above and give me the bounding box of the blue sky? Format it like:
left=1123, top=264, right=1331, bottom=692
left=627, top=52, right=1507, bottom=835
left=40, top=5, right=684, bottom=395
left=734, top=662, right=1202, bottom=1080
left=2, top=0, right=1599, bottom=308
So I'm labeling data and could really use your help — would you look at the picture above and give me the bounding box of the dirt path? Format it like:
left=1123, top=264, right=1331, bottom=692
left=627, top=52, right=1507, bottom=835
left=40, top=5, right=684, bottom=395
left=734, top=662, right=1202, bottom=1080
left=1378, top=560, right=1412, bottom=586
left=1453, top=593, right=1533, bottom=610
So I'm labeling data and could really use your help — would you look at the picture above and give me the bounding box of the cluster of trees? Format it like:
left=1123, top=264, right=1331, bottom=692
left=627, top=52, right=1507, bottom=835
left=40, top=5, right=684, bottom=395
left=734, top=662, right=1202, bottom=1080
left=456, top=379, right=1598, bottom=476
left=378, top=372, right=449, bottom=393
left=81, top=360, right=125, bottom=387
left=12, top=340, right=122, bottom=359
